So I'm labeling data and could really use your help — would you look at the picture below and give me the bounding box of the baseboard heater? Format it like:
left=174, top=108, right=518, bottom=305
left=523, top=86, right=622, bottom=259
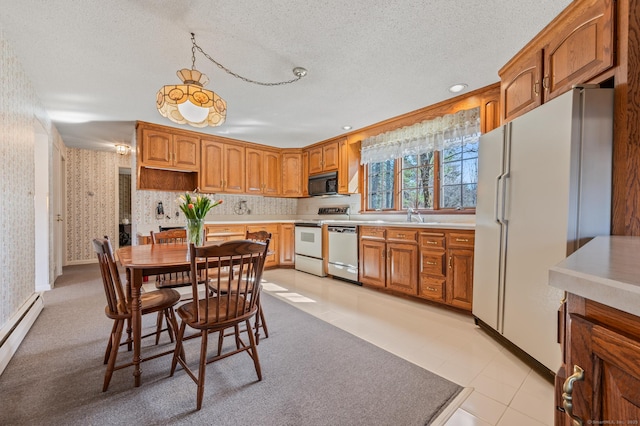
left=0, top=292, right=44, bottom=376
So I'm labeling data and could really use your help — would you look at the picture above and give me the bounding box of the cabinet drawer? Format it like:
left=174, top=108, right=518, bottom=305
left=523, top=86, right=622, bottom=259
left=360, top=226, right=385, bottom=239
left=447, top=232, right=475, bottom=248
left=420, top=232, right=445, bottom=249
left=205, top=224, right=246, bottom=236
left=387, top=228, right=418, bottom=242
left=418, top=276, right=445, bottom=302
left=421, top=252, right=445, bottom=276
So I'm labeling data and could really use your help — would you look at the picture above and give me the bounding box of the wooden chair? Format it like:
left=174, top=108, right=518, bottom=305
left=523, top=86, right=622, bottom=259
left=93, top=237, right=181, bottom=392
left=244, top=230, right=272, bottom=342
left=150, top=229, right=191, bottom=289
left=171, top=239, right=269, bottom=410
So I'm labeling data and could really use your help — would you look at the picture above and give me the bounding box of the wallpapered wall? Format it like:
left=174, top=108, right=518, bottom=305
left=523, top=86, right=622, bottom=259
left=65, top=149, right=130, bottom=263
left=0, top=29, right=59, bottom=326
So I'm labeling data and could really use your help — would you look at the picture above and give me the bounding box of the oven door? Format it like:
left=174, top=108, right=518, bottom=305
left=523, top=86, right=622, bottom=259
left=295, top=225, right=322, bottom=258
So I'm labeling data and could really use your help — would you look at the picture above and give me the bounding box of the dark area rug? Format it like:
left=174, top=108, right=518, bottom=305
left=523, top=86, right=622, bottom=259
left=0, top=264, right=461, bottom=425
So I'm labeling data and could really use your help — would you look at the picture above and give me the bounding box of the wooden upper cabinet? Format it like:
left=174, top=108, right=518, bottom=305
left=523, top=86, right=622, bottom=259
left=281, top=151, right=303, bottom=197
left=200, top=139, right=224, bottom=192
left=200, top=139, right=245, bottom=193
left=308, top=141, right=339, bottom=175
left=245, top=147, right=280, bottom=195
left=499, top=50, right=543, bottom=123
left=543, top=0, right=614, bottom=101
left=499, top=0, right=615, bottom=123
left=245, top=148, right=264, bottom=194
left=140, top=127, right=199, bottom=171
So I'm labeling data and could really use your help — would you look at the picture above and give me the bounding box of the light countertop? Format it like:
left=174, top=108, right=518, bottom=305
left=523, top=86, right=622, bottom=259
left=549, top=235, right=640, bottom=317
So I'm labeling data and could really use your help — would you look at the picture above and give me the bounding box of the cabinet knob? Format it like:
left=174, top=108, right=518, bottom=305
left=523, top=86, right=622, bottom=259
left=534, top=81, right=540, bottom=96
left=448, top=256, right=452, bottom=269
left=562, top=365, right=585, bottom=426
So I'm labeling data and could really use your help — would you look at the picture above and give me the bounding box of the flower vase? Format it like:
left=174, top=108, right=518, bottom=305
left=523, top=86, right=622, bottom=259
left=186, top=218, right=205, bottom=246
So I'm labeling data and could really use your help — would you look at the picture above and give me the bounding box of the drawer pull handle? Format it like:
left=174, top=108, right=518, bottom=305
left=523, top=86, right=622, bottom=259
left=455, top=238, right=469, bottom=242
left=426, top=241, right=438, bottom=245
left=426, top=286, right=437, bottom=292
left=397, top=234, right=405, bottom=238
left=562, top=365, right=585, bottom=426
left=426, top=261, right=437, bottom=265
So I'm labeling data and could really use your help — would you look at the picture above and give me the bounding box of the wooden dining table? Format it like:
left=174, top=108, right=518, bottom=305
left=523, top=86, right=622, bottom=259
left=116, top=242, right=202, bottom=387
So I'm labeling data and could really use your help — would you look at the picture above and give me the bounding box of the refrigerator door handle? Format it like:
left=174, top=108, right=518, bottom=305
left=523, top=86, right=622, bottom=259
left=495, top=174, right=503, bottom=224
left=500, top=172, right=510, bottom=224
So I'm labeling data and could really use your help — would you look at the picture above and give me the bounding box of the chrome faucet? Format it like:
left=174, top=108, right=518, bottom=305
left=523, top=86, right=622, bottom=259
left=407, top=207, right=424, bottom=223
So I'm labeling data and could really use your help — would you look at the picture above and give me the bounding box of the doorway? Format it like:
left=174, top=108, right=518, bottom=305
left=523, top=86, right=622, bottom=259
left=118, top=167, right=132, bottom=246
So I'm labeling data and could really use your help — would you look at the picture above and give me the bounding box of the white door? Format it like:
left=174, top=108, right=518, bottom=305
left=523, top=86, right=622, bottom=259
left=52, top=142, right=65, bottom=278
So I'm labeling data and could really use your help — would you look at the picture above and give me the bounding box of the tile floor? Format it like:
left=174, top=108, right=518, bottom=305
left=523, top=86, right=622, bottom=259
left=261, top=269, right=555, bottom=426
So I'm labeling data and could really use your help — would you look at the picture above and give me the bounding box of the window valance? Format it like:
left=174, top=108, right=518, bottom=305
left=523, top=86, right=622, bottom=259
left=360, top=107, right=480, bottom=165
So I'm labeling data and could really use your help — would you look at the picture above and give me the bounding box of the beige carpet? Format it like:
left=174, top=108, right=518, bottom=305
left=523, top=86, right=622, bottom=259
left=0, top=264, right=462, bottom=425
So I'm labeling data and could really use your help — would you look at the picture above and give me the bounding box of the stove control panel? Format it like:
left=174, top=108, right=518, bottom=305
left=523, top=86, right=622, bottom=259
left=318, top=206, right=350, bottom=215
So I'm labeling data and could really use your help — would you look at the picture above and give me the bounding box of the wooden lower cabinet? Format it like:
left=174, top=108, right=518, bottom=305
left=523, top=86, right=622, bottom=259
left=359, top=226, right=419, bottom=295
left=279, top=224, right=295, bottom=266
left=446, top=248, right=474, bottom=311
left=359, top=238, right=386, bottom=288
left=557, top=294, right=640, bottom=425
left=386, top=242, right=418, bottom=295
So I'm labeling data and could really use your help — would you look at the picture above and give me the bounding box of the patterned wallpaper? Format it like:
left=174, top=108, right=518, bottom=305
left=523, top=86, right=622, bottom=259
left=0, top=29, right=52, bottom=326
left=65, top=149, right=130, bottom=263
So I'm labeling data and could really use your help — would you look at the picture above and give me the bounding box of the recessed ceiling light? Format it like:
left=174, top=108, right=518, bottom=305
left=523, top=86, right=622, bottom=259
left=342, top=125, right=352, bottom=130
left=448, top=83, right=468, bottom=93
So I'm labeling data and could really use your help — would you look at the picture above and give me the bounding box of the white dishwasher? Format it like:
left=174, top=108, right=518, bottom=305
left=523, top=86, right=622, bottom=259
left=327, top=225, right=360, bottom=284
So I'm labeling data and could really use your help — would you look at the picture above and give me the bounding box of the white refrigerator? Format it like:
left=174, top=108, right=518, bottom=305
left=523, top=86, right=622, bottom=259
left=472, top=87, right=613, bottom=372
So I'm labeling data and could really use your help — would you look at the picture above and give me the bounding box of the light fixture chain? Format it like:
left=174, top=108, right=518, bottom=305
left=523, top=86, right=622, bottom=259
left=190, top=33, right=305, bottom=86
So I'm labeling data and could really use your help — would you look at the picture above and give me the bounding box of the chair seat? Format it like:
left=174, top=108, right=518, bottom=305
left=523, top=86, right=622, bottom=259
left=105, top=288, right=181, bottom=320
left=141, top=289, right=181, bottom=313
left=176, top=296, right=256, bottom=329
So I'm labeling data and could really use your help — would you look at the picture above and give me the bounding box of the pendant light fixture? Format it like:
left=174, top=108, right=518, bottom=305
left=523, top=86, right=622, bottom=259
left=156, top=33, right=307, bottom=128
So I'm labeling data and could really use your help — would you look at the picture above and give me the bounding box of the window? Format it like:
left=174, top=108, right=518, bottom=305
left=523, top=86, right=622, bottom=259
left=401, top=152, right=435, bottom=209
left=361, top=107, right=479, bottom=212
left=367, top=159, right=395, bottom=210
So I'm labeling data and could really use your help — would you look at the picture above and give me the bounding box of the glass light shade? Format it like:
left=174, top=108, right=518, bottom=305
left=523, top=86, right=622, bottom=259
left=156, top=68, right=227, bottom=128
left=115, top=144, right=130, bottom=155
left=177, top=101, right=210, bottom=123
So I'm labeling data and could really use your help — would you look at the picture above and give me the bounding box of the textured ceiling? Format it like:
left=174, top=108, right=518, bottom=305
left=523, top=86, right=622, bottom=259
left=1, top=0, right=572, bottom=151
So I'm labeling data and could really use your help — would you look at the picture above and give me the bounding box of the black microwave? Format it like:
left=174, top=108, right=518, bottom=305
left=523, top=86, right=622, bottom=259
left=308, top=172, right=338, bottom=196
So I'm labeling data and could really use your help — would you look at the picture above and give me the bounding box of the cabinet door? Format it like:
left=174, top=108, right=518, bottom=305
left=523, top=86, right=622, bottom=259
left=500, top=50, right=543, bottom=122
left=302, top=151, right=309, bottom=196
left=564, top=315, right=640, bottom=425
left=281, top=152, right=303, bottom=197
left=200, top=139, right=224, bottom=192
left=338, top=139, right=349, bottom=193
left=279, top=224, right=295, bottom=265
left=140, top=128, right=173, bottom=167
left=308, top=147, right=324, bottom=175
left=224, top=144, right=245, bottom=193
left=262, top=150, right=281, bottom=196
left=245, top=147, right=264, bottom=194
left=322, top=141, right=339, bottom=171
left=359, top=239, right=386, bottom=288
left=173, top=134, right=200, bottom=171
left=446, top=248, right=473, bottom=311
left=543, top=0, right=614, bottom=102
left=387, top=242, right=418, bottom=295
